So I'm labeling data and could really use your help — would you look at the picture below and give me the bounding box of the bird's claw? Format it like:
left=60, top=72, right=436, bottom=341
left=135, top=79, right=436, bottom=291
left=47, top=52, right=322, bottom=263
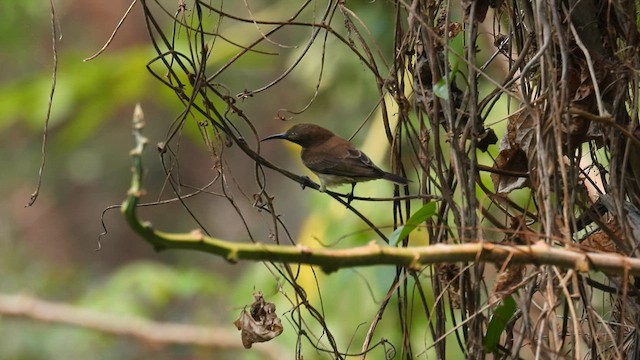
left=346, top=183, right=356, bottom=206
left=346, top=192, right=354, bottom=205
left=300, top=176, right=313, bottom=190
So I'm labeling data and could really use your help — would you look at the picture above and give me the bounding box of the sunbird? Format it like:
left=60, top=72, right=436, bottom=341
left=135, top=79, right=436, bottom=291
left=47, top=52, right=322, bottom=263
left=262, top=123, right=409, bottom=201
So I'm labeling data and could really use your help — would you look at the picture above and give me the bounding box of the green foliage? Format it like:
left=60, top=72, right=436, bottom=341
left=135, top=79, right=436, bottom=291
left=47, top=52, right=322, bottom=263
left=484, top=295, right=516, bottom=353
left=389, top=202, right=436, bottom=246
left=0, top=0, right=525, bottom=358
left=433, top=77, right=451, bottom=101
left=80, top=261, right=226, bottom=319
left=0, top=260, right=232, bottom=360
left=0, top=47, right=156, bottom=147
left=0, top=2, right=48, bottom=54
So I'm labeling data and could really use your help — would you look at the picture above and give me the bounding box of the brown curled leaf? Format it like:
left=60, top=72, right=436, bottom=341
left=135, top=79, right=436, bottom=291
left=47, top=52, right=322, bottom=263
left=234, top=291, right=283, bottom=349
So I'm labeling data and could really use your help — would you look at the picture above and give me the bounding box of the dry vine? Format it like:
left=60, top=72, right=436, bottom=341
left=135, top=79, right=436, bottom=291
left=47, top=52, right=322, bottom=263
left=116, top=0, right=640, bottom=358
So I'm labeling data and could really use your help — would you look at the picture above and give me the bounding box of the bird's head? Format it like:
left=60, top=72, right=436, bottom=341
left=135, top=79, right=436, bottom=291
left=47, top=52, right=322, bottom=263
left=261, top=123, right=334, bottom=147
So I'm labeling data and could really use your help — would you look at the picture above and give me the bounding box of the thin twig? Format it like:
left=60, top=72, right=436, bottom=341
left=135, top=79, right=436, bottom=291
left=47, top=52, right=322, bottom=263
left=83, top=0, right=137, bottom=61
left=27, top=0, right=60, bottom=207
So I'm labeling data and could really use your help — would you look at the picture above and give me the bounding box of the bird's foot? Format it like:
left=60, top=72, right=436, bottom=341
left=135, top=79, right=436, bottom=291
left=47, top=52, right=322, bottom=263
left=346, top=183, right=356, bottom=206
left=300, top=176, right=313, bottom=190
left=346, top=191, right=354, bottom=205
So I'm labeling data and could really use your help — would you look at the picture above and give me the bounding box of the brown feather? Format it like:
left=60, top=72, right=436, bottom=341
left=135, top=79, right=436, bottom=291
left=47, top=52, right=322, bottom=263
left=264, top=123, right=409, bottom=189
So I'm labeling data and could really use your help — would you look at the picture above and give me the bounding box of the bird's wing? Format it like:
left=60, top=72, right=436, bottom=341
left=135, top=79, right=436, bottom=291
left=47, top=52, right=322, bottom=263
left=303, top=145, right=383, bottom=179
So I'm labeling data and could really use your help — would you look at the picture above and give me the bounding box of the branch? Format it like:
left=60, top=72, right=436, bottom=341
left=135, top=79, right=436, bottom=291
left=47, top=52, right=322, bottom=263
left=123, top=105, right=640, bottom=276
left=0, top=294, right=286, bottom=359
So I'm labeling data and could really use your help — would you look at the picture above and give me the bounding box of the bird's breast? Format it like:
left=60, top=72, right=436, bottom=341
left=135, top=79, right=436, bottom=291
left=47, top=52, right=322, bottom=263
left=315, top=173, right=371, bottom=187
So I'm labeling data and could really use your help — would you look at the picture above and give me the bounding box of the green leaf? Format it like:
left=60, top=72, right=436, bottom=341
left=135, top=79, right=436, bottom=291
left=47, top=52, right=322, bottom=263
left=484, top=295, right=517, bottom=353
left=433, top=66, right=459, bottom=101
left=389, top=202, right=436, bottom=246
left=433, top=78, right=450, bottom=100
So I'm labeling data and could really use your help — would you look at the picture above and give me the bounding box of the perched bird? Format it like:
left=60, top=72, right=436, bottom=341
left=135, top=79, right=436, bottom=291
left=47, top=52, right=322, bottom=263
left=262, top=123, right=409, bottom=201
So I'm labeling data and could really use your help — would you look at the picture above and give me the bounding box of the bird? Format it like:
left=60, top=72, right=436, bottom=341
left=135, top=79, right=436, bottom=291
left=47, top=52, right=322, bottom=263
left=262, top=123, right=409, bottom=202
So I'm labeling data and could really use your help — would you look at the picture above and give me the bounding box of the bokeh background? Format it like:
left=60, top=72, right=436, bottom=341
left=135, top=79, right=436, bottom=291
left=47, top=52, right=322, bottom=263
left=1, top=1, right=507, bottom=359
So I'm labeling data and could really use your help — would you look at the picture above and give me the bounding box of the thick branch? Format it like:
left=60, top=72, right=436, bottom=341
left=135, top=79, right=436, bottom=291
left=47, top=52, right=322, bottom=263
left=0, top=294, right=285, bottom=359
left=123, top=105, right=640, bottom=276
left=127, top=223, right=640, bottom=275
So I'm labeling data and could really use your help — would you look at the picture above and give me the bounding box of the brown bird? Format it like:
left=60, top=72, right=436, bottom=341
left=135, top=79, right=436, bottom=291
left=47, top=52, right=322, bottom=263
left=262, top=123, right=409, bottom=201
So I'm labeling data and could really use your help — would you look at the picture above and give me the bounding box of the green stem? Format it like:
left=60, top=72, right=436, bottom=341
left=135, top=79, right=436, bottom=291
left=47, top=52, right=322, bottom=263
left=121, top=105, right=640, bottom=276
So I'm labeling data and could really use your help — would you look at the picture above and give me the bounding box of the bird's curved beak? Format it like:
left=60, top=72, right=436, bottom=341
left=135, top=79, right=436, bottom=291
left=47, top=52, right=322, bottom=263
left=261, top=132, right=287, bottom=142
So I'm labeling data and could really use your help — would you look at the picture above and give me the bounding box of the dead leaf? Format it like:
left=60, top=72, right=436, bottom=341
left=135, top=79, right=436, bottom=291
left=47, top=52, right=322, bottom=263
left=581, top=228, right=619, bottom=253
left=492, top=146, right=530, bottom=193
left=508, top=216, right=538, bottom=245
left=461, top=0, right=489, bottom=22
left=490, top=264, right=525, bottom=303
left=477, top=127, right=498, bottom=152
left=234, top=291, right=283, bottom=349
left=491, top=111, right=536, bottom=193
left=437, top=263, right=461, bottom=308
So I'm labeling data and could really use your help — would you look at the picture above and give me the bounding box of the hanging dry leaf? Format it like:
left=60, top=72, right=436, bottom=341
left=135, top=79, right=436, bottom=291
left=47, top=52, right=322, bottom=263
left=492, top=146, right=529, bottom=193
left=492, top=111, right=536, bottom=193
left=582, top=229, right=618, bottom=253
left=580, top=216, right=625, bottom=253
left=234, top=291, right=283, bottom=349
left=437, top=263, right=462, bottom=308
left=461, top=0, right=489, bottom=22
left=477, top=127, right=498, bottom=152
left=447, top=22, right=463, bottom=38
left=596, top=194, right=640, bottom=253
left=561, top=56, right=607, bottom=148
left=490, top=264, right=525, bottom=303
left=489, top=216, right=532, bottom=302
left=508, top=216, right=538, bottom=245
left=626, top=127, right=640, bottom=207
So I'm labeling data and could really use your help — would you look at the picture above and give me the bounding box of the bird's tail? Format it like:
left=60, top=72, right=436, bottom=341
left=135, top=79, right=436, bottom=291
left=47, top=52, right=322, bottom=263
left=382, top=172, right=410, bottom=185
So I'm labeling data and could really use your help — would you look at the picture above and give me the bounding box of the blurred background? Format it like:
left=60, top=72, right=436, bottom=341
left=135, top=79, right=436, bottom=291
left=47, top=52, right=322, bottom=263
left=0, top=1, right=410, bottom=359
left=0, top=1, right=505, bottom=359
